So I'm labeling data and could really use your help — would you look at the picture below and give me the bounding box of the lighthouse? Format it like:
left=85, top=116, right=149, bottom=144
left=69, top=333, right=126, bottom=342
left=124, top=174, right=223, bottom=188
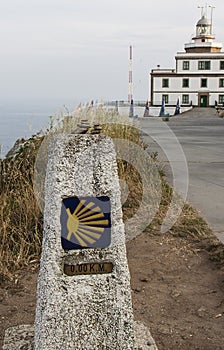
left=185, top=7, right=222, bottom=53
left=150, top=6, right=224, bottom=108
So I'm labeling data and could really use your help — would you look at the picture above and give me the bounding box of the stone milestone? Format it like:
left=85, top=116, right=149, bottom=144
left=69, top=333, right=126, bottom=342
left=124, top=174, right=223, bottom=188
left=34, top=134, right=137, bottom=350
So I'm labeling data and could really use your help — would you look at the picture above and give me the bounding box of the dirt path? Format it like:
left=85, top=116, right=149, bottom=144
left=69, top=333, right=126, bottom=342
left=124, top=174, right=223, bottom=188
left=0, top=231, right=224, bottom=350
left=128, top=232, right=224, bottom=350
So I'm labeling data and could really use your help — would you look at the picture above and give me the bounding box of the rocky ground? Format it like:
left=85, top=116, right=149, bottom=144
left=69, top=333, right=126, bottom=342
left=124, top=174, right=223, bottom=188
left=0, top=230, right=224, bottom=350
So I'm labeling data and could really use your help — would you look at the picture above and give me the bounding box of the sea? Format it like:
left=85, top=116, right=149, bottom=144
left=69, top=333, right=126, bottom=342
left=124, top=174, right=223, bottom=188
left=0, top=99, right=81, bottom=158
left=0, top=99, right=152, bottom=158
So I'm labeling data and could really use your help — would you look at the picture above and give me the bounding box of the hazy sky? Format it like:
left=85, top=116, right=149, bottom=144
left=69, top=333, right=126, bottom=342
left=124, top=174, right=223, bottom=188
left=0, top=0, right=223, bottom=106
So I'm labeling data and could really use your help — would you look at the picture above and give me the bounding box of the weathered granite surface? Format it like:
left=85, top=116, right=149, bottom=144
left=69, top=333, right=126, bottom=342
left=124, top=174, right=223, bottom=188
left=3, top=325, right=34, bottom=350
left=34, top=134, right=137, bottom=349
left=134, top=321, right=158, bottom=350
left=3, top=322, right=158, bottom=350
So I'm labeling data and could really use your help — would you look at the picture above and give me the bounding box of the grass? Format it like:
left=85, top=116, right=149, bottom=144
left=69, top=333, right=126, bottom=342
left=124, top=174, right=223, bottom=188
left=0, top=137, right=43, bottom=281
left=0, top=106, right=223, bottom=281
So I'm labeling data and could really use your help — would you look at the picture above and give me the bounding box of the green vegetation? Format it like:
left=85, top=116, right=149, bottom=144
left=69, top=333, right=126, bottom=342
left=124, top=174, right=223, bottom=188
left=0, top=107, right=223, bottom=281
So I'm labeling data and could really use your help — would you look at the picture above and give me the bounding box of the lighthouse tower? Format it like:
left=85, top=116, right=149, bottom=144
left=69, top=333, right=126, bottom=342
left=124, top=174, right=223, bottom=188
left=185, top=8, right=222, bottom=53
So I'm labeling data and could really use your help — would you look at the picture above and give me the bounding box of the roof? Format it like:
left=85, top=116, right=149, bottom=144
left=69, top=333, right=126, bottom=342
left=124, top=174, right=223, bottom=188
left=197, top=15, right=211, bottom=26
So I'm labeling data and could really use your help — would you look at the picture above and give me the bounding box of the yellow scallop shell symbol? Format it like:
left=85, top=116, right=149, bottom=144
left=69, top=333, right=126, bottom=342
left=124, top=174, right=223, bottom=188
left=66, top=199, right=109, bottom=247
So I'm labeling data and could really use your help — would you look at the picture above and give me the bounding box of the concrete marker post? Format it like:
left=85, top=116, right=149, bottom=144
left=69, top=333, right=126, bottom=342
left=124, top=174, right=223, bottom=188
left=34, top=133, right=137, bottom=349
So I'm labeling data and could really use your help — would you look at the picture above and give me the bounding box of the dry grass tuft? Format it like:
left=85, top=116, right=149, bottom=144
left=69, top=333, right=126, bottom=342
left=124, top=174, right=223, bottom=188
left=0, top=137, right=43, bottom=281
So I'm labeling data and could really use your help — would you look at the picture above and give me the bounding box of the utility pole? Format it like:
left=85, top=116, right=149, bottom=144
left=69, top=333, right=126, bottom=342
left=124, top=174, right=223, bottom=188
left=209, top=5, right=215, bottom=33
left=128, top=45, right=133, bottom=103
left=198, top=5, right=204, bottom=17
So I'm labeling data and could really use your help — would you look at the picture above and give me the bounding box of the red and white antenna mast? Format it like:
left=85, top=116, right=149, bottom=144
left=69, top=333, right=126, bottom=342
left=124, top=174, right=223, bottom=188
left=128, top=45, right=133, bottom=103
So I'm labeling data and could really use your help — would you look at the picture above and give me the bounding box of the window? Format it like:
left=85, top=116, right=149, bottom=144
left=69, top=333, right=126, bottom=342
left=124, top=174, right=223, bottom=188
left=182, top=78, right=189, bottom=88
left=198, top=61, right=211, bottom=70
left=182, top=95, right=189, bottom=104
left=201, top=78, right=207, bottom=88
left=162, top=94, right=169, bottom=104
left=162, top=79, right=169, bottom=88
left=220, top=61, right=224, bottom=70
left=219, top=79, right=224, bottom=87
left=219, top=95, right=224, bottom=104
left=183, top=61, right=190, bottom=70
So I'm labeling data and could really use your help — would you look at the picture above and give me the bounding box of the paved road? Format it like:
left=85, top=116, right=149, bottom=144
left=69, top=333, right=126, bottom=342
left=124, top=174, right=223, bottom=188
left=139, top=108, right=224, bottom=243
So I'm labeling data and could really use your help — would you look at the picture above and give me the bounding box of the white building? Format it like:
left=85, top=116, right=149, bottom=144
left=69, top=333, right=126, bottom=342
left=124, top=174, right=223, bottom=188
left=150, top=9, right=224, bottom=108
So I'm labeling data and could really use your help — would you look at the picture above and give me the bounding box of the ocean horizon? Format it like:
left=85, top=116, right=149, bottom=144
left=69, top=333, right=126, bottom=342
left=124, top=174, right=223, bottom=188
left=0, top=99, right=82, bottom=158
left=0, top=99, right=156, bottom=158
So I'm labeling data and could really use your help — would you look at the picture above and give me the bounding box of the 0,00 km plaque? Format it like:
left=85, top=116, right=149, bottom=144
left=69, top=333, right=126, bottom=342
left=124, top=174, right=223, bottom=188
left=64, top=262, right=114, bottom=276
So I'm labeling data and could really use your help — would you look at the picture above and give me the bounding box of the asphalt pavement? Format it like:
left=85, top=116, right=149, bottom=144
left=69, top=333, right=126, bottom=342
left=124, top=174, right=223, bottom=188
left=139, top=107, right=224, bottom=243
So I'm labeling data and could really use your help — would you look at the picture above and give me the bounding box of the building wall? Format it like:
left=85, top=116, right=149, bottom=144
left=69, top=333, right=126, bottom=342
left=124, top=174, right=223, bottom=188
left=151, top=54, right=224, bottom=107
left=153, top=90, right=224, bottom=106
left=176, top=54, right=224, bottom=73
